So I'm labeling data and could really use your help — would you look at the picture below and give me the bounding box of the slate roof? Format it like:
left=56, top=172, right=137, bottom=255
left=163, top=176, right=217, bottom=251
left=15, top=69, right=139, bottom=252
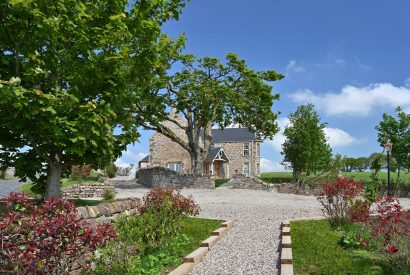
left=211, top=128, right=257, bottom=143
left=140, top=155, right=149, bottom=162
left=205, top=147, right=222, bottom=162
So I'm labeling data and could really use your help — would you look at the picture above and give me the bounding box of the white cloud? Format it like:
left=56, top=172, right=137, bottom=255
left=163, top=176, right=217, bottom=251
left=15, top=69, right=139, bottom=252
left=324, top=127, right=357, bottom=148
left=115, top=150, right=147, bottom=174
left=404, top=77, right=410, bottom=88
left=291, top=83, right=410, bottom=116
left=265, top=117, right=357, bottom=151
left=260, top=158, right=287, bottom=172
left=286, top=59, right=306, bottom=74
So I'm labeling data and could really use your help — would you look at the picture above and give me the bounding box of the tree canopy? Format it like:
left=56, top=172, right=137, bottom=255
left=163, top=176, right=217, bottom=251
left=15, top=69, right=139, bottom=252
left=139, top=54, right=283, bottom=174
left=281, top=104, right=332, bottom=184
left=0, top=0, right=187, bottom=198
left=375, top=107, right=410, bottom=183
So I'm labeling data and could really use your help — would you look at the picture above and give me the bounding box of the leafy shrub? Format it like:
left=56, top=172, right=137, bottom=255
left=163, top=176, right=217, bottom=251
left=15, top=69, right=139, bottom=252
left=0, top=192, right=116, bottom=274
left=140, top=188, right=200, bottom=217
left=70, top=164, right=92, bottom=179
left=94, top=188, right=199, bottom=273
left=104, top=163, right=118, bottom=178
left=350, top=196, right=410, bottom=269
left=102, top=189, right=116, bottom=201
left=135, top=169, right=140, bottom=179
left=317, top=177, right=363, bottom=225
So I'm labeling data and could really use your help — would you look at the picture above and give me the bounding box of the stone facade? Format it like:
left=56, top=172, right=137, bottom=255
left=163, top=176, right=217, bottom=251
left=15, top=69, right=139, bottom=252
left=146, top=112, right=261, bottom=178
left=61, top=181, right=114, bottom=199
left=213, top=141, right=260, bottom=177
left=149, top=132, right=192, bottom=174
left=139, top=167, right=215, bottom=189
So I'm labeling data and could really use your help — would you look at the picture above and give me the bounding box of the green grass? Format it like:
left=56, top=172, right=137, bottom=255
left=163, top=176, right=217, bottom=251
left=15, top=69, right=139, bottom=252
left=215, top=178, right=230, bottom=187
left=291, top=219, right=396, bottom=274
left=260, top=171, right=410, bottom=187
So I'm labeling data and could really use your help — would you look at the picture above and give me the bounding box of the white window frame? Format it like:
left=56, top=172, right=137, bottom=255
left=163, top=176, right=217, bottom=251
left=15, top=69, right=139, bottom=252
left=168, top=162, right=183, bottom=173
left=243, top=163, right=250, bottom=175
left=243, top=143, right=250, bottom=156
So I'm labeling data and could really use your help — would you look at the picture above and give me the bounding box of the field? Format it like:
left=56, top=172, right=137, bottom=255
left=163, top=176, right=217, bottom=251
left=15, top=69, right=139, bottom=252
left=260, top=171, right=410, bottom=184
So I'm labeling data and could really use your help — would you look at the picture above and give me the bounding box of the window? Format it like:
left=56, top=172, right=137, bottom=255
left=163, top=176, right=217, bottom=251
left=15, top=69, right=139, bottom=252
left=256, top=143, right=260, bottom=156
left=257, top=163, right=260, bottom=175
left=243, top=163, right=250, bottom=175
left=168, top=162, right=183, bottom=173
left=243, top=143, right=250, bottom=156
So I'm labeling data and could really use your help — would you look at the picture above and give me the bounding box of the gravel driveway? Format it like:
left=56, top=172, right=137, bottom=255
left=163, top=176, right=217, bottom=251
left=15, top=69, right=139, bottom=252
left=0, top=179, right=24, bottom=197
left=116, top=187, right=410, bottom=275
left=116, top=188, right=322, bottom=274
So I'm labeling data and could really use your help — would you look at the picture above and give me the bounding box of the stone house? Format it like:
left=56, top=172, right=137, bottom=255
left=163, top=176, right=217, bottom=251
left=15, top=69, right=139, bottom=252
left=145, top=119, right=261, bottom=178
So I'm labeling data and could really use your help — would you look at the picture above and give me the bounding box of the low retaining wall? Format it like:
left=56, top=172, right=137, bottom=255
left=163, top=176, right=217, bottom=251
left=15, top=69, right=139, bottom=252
left=230, top=174, right=272, bottom=190
left=139, top=167, right=215, bottom=189
left=61, top=181, right=114, bottom=198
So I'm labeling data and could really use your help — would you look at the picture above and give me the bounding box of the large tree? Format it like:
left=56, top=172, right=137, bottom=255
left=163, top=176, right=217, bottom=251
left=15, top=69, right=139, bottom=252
left=138, top=54, right=283, bottom=175
left=0, top=0, right=187, bottom=198
left=281, top=104, right=332, bottom=184
left=375, top=107, right=410, bottom=183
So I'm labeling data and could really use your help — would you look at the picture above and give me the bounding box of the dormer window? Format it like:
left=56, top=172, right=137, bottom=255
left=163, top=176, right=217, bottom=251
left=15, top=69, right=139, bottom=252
left=243, top=143, right=250, bottom=156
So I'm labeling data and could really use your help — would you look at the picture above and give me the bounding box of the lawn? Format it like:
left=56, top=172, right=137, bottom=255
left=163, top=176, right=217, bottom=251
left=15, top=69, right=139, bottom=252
left=261, top=171, right=410, bottom=187
left=215, top=178, right=230, bottom=187
left=94, top=216, right=221, bottom=274
left=291, top=219, right=409, bottom=274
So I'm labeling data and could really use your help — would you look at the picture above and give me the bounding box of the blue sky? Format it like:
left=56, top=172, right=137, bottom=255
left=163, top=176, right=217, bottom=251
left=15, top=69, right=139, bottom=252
left=116, top=0, right=410, bottom=172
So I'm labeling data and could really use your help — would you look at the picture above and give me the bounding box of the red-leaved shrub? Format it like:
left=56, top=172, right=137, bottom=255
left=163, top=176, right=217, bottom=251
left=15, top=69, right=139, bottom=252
left=0, top=192, right=116, bottom=274
left=354, top=196, right=410, bottom=269
left=317, top=177, right=363, bottom=224
left=139, top=187, right=200, bottom=217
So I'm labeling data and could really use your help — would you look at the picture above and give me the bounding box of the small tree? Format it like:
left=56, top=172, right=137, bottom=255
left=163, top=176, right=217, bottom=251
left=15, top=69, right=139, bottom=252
left=281, top=104, right=332, bottom=184
left=376, top=107, right=410, bottom=185
left=342, top=156, right=356, bottom=172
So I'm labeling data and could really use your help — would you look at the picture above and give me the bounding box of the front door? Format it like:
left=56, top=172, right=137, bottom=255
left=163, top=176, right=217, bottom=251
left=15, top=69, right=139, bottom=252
left=213, top=161, right=220, bottom=179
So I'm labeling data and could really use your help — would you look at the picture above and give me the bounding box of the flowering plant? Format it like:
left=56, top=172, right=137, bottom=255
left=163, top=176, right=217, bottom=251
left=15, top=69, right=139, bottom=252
left=0, top=192, right=116, bottom=274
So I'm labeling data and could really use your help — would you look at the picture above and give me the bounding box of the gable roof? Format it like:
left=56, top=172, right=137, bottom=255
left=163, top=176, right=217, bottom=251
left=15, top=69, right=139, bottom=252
left=140, top=155, right=149, bottom=162
left=211, top=128, right=257, bottom=143
left=205, top=147, right=230, bottom=162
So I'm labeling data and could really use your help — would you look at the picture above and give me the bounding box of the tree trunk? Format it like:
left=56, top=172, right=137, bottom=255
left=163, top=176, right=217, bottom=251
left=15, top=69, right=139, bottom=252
left=44, top=162, right=62, bottom=199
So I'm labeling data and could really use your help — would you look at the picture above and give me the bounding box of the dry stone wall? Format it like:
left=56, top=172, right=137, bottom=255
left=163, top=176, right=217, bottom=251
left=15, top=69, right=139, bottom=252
left=139, top=167, right=215, bottom=189
left=61, top=181, right=114, bottom=199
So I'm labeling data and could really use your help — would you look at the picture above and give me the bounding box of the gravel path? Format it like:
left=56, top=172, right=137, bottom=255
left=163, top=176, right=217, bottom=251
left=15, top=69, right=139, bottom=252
left=117, top=188, right=322, bottom=274
left=116, top=188, right=410, bottom=275
left=0, top=179, right=24, bottom=196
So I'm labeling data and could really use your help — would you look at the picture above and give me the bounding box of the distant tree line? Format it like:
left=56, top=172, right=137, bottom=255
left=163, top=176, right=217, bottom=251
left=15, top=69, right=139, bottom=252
left=340, top=153, right=398, bottom=173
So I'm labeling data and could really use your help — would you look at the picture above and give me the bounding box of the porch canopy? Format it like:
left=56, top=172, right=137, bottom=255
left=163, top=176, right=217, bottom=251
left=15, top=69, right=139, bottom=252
left=205, top=147, right=230, bottom=163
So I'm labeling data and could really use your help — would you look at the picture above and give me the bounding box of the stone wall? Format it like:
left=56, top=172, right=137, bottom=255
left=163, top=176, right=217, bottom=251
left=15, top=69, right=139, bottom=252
left=139, top=167, right=214, bottom=189
left=76, top=198, right=141, bottom=224
left=229, top=174, right=272, bottom=190
left=61, top=181, right=114, bottom=199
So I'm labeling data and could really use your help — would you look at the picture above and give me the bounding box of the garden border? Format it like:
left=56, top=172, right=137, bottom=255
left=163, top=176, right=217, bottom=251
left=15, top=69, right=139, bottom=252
left=168, top=219, right=234, bottom=275
left=279, top=216, right=326, bottom=275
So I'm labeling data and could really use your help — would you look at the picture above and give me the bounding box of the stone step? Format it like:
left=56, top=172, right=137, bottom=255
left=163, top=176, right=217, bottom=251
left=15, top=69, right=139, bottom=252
left=281, top=248, right=292, bottom=264
left=282, top=226, right=290, bottom=236
left=183, top=247, right=208, bottom=263
left=282, top=235, right=291, bottom=248
left=280, top=264, right=294, bottom=275
left=168, top=263, right=195, bottom=275
left=221, top=219, right=234, bottom=228
left=282, top=220, right=290, bottom=227
left=201, top=235, right=220, bottom=249
left=211, top=227, right=229, bottom=236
